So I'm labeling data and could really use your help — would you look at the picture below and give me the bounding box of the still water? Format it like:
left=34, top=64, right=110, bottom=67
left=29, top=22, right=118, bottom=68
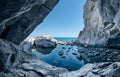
left=32, top=45, right=84, bottom=71
left=54, top=37, right=76, bottom=42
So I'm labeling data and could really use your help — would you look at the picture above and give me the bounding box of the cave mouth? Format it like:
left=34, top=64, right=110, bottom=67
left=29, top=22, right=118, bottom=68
left=29, top=0, right=86, bottom=38
left=25, top=0, right=86, bottom=71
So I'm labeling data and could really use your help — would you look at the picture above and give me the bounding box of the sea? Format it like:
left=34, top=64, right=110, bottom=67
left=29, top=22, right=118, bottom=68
left=32, top=37, right=84, bottom=71
left=54, top=37, right=77, bottom=42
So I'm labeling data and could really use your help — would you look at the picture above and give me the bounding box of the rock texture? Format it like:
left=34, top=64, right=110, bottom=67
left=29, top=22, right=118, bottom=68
left=76, top=0, right=120, bottom=47
left=0, top=39, right=68, bottom=77
left=1, top=0, right=120, bottom=77
left=0, top=0, right=59, bottom=45
left=77, top=47, right=120, bottom=63
left=19, top=35, right=57, bottom=52
left=59, top=62, right=120, bottom=77
left=0, top=0, right=67, bottom=76
left=19, top=35, right=73, bottom=52
left=19, top=37, right=35, bottom=52
left=35, top=35, right=57, bottom=48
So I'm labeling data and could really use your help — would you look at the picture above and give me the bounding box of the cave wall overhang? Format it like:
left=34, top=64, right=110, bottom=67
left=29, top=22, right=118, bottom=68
left=0, top=0, right=59, bottom=45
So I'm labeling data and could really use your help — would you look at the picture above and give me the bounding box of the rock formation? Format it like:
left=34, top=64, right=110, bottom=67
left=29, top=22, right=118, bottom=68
left=76, top=0, right=120, bottom=48
left=34, top=35, right=57, bottom=48
left=0, top=0, right=68, bottom=77
left=1, top=0, right=120, bottom=77
left=59, top=62, right=120, bottom=77
left=0, top=0, right=59, bottom=45
left=19, top=35, right=73, bottom=52
left=78, top=47, right=120, bottom=63
left=19, top=37, right=35, bottom=52
left=0, top=39, right=68, bottom=77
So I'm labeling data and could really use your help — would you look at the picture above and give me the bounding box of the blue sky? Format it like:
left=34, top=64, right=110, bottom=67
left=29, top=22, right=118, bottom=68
left=30, top=0, right=86, bottom=37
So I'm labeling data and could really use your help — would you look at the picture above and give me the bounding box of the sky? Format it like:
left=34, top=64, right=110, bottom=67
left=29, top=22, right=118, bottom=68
left=30, top=0, right=86, bottom=37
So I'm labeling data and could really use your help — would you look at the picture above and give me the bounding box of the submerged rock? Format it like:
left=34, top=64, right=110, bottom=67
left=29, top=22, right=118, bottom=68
left=58, top=51, right=64, bottom=56
left=72, top=52, right=77, bottom=55
left=61, top=55, right=66, bottom=58
left=77, top=47, right=120, bottom=63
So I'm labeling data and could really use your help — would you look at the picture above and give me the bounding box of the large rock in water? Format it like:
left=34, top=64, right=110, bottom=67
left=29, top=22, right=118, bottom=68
left=34, top=35, right=57, bottom=48
left=0, top=39, right=68, bottom=77
left=19, top=35, right=57, bottom=52
left=76, top=0, right=120, bottom=47
left=0, top=0, right=59, bottom=45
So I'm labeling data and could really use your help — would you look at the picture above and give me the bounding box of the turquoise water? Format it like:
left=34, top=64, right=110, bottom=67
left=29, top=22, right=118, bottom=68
left=54, top=37, right=77, bottom=42
left=32, top=37, right=84, bottom=71
left=32, top=45, right=84, bottom=71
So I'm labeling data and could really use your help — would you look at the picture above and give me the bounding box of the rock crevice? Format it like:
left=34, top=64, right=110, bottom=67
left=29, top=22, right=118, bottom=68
left=76, top=0, right=120, bottom=47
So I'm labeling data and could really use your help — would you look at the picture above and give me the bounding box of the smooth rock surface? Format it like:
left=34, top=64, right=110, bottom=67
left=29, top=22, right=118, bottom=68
left=19, top=37, right=35, bottom=52
left=59, top=62, right=120, bottom=77
left=34, top=35, right=57, bottom=48
left=19, top=35, right=74, bottom=51
left=0, top=39, right=68, bottom=77
left=0, top=0, right=59, bottom=45
left=76, top=0, right=120, bottom=47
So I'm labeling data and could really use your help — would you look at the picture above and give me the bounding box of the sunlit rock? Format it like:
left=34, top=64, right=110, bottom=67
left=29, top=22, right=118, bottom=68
left=35, top=35, right=57, bottom=48
left=19, top=37, right=35, bottom=53
left=76, top=0, right=120, bottom=48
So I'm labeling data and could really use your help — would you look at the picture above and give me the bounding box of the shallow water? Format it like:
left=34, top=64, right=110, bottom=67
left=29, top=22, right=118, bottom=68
left=32, top=45, right=84, bottom=71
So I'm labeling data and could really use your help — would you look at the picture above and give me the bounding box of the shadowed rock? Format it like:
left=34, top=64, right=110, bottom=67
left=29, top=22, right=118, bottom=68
left=0, top=39, right=68, bottom=77
left=0, top=0, right=59, bottom=45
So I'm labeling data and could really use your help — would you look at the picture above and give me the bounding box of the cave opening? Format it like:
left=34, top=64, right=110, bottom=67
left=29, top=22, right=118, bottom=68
left=24, top=0, right=86, bottom=71
left=29, top=0, right=86, bottom=38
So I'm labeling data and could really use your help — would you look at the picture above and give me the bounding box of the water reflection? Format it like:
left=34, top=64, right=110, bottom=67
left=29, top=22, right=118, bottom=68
left=35, top=47, right=54, bottom=55
left=32, top=45, right=84, bottom=71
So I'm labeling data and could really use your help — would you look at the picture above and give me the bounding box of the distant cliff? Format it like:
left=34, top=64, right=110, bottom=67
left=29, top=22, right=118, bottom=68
left=76, top=0, right=120, bottom=48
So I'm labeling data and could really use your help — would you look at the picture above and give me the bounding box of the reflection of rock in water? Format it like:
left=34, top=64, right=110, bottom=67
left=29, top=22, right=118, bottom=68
left=32, top=45, right=84, bottom=71
left=35, top=47, right=54, bottom=55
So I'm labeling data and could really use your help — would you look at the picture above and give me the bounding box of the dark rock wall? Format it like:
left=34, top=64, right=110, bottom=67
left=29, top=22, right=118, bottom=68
left=0, top=0, right=59, bottom=45
left=76, top=0, right=120, bottom=47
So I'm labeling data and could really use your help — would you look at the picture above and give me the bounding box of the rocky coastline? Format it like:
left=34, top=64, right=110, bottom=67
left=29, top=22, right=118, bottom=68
left=0, top=0, right=120, bottom=77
